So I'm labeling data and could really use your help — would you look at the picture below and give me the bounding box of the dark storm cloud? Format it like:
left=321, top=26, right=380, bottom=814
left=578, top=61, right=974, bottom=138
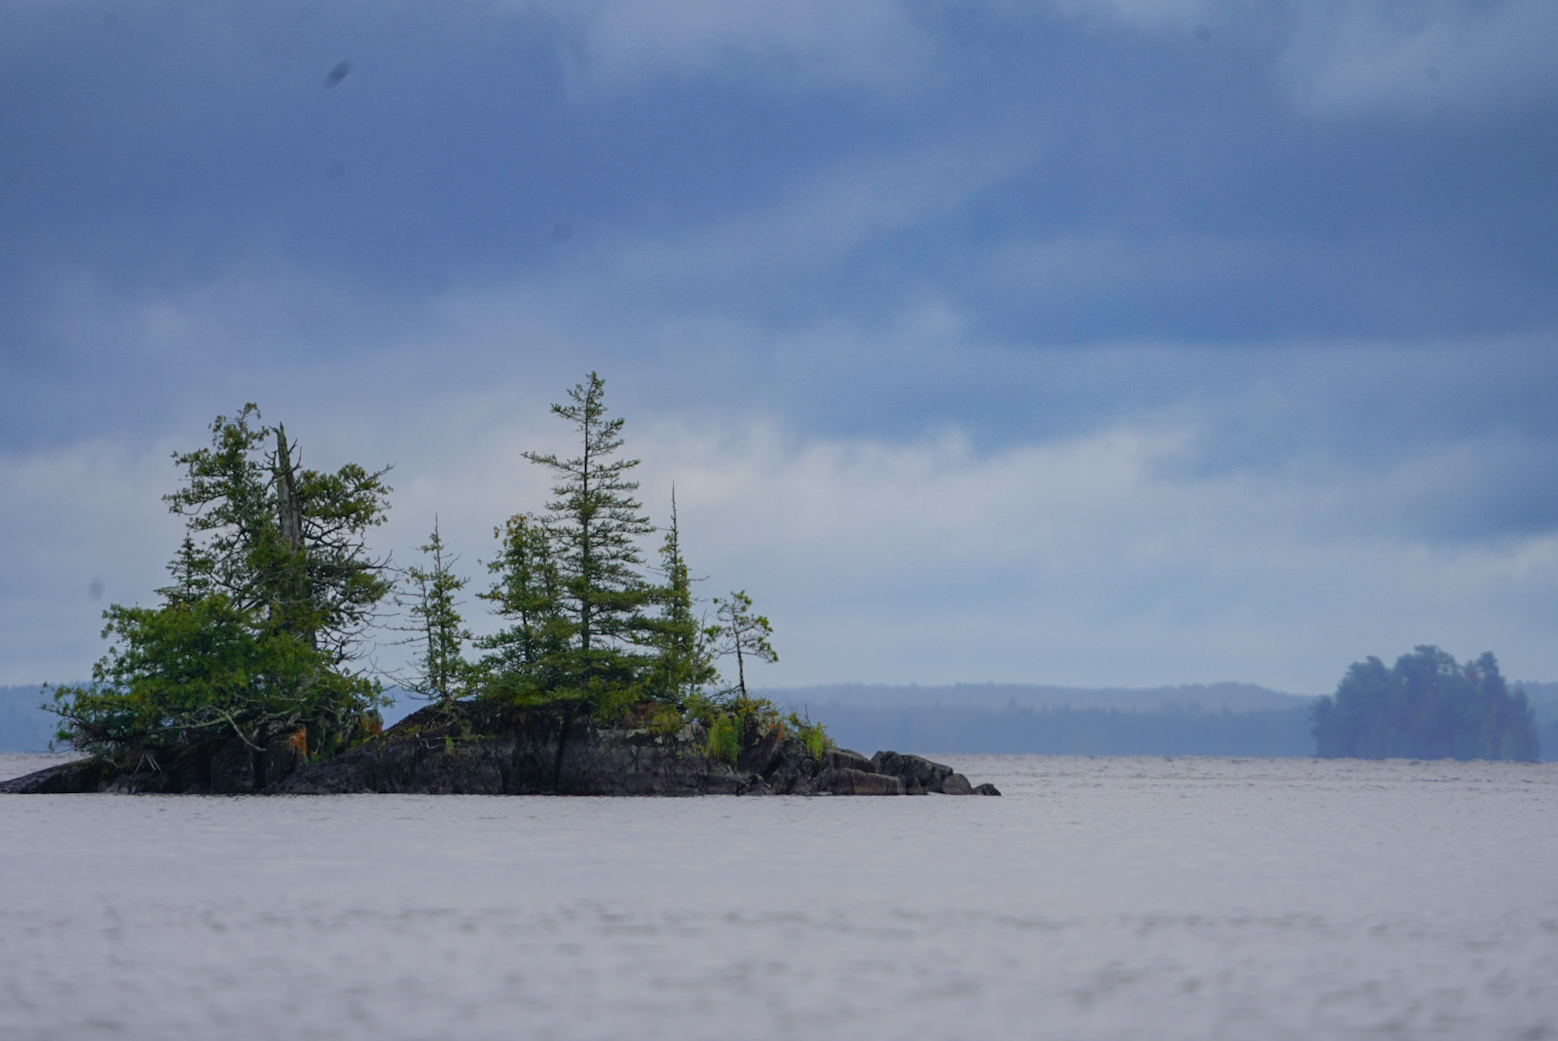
left=3, top=2, right=1553, bottom=373
left=0, top=0, right=1551, bottom=480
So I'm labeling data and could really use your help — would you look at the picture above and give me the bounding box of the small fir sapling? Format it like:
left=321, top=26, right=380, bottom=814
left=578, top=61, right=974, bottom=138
left=393, top=521, right=473, bottom=706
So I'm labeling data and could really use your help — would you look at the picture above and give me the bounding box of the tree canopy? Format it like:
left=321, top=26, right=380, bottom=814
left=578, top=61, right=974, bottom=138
left=50, top=406, right=392, bottom=767
left=494, top=372, right=659, bottom=713
left=1312, top=646, right=1540, bottom=761
left=707, top=590, right=778, bottom=701
left=48, top=377, right=796, bottom=770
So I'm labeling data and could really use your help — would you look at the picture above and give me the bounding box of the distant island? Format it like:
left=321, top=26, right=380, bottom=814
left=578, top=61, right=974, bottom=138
left=1313, top=646, right=1540, bottom=761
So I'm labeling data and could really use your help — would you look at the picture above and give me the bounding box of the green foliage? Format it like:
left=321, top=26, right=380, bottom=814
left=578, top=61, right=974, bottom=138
left=475, top=512, right=572, bottom=702
left=484, top=373, right=658, bottom=715
left=395, top=522, right=473, bottom=705
left=48, top=406, right=392, bottom=764
left=788, top=710, right=830, bottom=760
left=643, top=702, right=687, bottom=739
left=706, top=714, right=739, bottom=763
left=676, top=688, right=828, bottom=765
left=163, top=409, right=392, bottom=663
left=1313, top=646, right=1540, bottom=761
left=679, top=689, right=724, bottom=729
left=706, top=590, right=778, bottom=700
left=643, top=490, right=718, bottom=704
left=704, top=693, right=829, bottom=763
left=45, top=378, right=798, bottom=770
left=468, top=375, right=787, bottom=729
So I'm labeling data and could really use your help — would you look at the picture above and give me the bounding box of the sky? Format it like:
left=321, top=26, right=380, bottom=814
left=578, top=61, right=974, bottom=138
left=3, top=0, right=1557, bottom=695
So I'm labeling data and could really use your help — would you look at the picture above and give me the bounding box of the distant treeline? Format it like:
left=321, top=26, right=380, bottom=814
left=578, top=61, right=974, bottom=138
left=764, top=681, right=1307, bottom=714
left=785, top=702, right=1315, bottom=758
left=762, top=681, right=1321, bottom=757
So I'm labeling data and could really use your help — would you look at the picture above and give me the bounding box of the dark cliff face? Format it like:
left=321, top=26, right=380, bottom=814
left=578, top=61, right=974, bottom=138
left=0, top=702, right=1001, bottom=797
left=276, top=704, right=746, bottom=796
left=0, top=729, right=310, bottom=795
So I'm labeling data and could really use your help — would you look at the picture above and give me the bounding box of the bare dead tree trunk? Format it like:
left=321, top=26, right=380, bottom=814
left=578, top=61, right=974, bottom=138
left=275, top=425, right=304, bottom=556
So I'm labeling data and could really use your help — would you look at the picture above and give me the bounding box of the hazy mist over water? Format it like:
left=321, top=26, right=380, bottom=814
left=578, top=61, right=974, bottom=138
left=3, top=753, right=1555, bottom=1040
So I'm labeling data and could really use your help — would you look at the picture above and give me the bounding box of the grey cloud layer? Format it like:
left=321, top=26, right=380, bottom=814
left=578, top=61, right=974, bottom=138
left=8, top=397, right=1558, bottom=691
left=2, top=0, right=1557, bottom=686
left=5, top=3, right=1552, bottom=370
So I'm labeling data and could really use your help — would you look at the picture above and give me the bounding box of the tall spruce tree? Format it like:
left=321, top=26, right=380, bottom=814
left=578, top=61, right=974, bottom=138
left=50, top=406, right=392, bottom=765
left=522, top=373, right=655, bottom=713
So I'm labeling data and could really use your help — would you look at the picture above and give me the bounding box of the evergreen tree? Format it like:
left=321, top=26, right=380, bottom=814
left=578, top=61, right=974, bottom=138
left=1313, top=645, right=1540, bottom=761
left=644, top=489, right=717, bottom=704
left=50, top=406, right=392, bottom=765
left=476, top=512, right=570, bottom=698
left=521, top=373, right=655, bottom=713
left=396, top=521, right=471, bottom=704
left=160, top=410, right=391, bottom=664
left=707, top=590, right=778, bottom=701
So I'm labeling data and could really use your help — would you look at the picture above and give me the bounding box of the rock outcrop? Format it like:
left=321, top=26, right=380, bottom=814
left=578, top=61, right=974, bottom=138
left=0, top=729, right=310, bottom=795
left=0, top=702, right=1001, bottom=797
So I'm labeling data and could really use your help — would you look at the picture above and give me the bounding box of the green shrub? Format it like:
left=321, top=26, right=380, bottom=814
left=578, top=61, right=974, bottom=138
left=645, top=703, right=686, bottom=738
left=788, top=711, right=830, bottom=760
left=706, top=715, right=739, bottom=763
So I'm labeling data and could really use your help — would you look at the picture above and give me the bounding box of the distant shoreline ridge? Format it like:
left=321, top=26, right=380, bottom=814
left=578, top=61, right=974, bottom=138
left=757, top=680, right=1558, bottom=761
left=757, top=681, right=1317, bottom=714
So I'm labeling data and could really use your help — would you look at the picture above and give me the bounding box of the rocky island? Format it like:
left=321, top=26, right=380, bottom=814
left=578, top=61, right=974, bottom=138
left=20, top=378, right=998, bottom=802
left=2, top=701, right=1000, bottom=797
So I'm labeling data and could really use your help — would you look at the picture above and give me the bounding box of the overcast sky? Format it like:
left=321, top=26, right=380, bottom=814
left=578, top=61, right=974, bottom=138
left=3, top=0, right=1557, bottom=694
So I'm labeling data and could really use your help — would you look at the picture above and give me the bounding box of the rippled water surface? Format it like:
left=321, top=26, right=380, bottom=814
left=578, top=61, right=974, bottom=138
left=3, top=753, right=1556, bottom=1040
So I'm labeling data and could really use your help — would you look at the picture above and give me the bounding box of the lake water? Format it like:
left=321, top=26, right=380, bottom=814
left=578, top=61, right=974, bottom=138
left=2, top=752, right=1555, bottom=1040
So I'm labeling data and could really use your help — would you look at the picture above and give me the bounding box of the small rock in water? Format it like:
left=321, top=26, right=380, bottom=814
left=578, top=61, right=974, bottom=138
left=872, top=751, right=954, bottom=792
left=939, top=773, right=973, bottom=796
